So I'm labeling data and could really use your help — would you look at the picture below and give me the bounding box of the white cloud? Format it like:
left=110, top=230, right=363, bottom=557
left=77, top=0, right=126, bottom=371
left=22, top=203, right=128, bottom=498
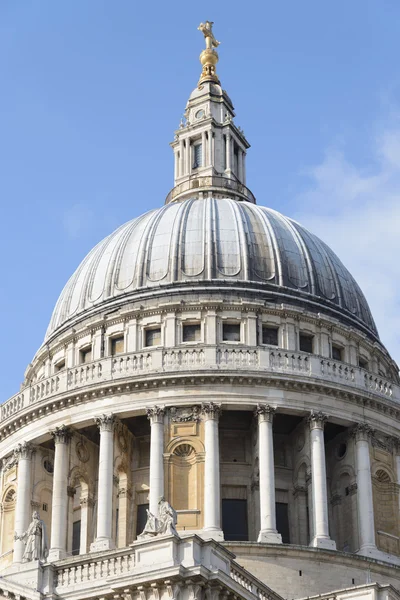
left=294, top=126, right=400, bottom=366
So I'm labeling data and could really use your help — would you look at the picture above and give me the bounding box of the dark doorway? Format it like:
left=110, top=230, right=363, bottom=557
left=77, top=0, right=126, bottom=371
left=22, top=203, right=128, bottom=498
left=72, top=520, right=81, bottom=555
left=276, top=502, right=290, bottom=543
left=222, top=499, right=248, bottom=541
left=136, top=504, right=149, bottom=538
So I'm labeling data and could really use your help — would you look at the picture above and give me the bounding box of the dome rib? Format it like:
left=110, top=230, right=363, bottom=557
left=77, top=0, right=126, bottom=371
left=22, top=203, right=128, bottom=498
left=45, top=198, right=378, bottom=341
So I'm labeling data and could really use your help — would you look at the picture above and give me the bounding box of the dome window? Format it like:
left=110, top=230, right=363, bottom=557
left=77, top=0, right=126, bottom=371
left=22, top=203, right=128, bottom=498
left=111, top=336, right=124, bottom=356
left=193, top=143, right=202, bottom=169
left=182, top=323, right=201, bottom=343
left=332, top=344, right=343, bottom=362
left=299, top=333, right=313, bottom=354
left=222, top=323, right=241, bottom=343
left=79, top=346, right=92, bottom=364
left=54, top=359, right=65, bottom=372
left=262, top=326, right=278, bottom=346
left=145, top=328, right=161, bottom=347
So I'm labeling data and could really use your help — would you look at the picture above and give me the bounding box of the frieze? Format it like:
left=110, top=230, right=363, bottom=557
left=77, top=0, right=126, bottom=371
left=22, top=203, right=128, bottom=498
left=169, top=406, right=201, bottom=423
left=1, top=371, right=400, bottom=445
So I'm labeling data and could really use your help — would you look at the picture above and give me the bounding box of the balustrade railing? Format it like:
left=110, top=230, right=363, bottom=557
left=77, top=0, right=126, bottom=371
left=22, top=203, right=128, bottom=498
left=55, top=549, right=135, bottom=589
left=1, top=346, right=398, bottom=424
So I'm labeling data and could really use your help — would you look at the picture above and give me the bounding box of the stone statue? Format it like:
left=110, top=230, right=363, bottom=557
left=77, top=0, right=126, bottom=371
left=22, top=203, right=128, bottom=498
left=138, top=497, right=179, bottom=539
left=15, top=511, right=48, bottom=562
left=198, top=21, right=220, bottom=49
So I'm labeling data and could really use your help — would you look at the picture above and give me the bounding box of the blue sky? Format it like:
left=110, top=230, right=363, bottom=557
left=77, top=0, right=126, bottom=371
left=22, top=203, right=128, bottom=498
left=1, top=1, right=399, bottom=400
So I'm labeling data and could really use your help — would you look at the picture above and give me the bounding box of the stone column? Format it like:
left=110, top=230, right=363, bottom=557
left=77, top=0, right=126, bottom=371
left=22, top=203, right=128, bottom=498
left=80, top=495, right=94, bottom=555
left=225, top=133, right=231, bottom=172
left=186, top=139, right=191, bottom=174
left=49, top=426, right=71, bottom=561
left=147, top=406, right=165, bottom=516
left=174, top=149, right=179, bottom=181
left=306, top=469, right=314, bottom=543
left=255, top=405, right=282, bottom=543
left=90, top=414, right=116, bottom=552
left=238, top=149, right=243, bottom=181
left=13, top=442, right=34, bottom=563
left=117, top=486, right=132, bottom=548
left=179, top=140, right=184, bottom=177
left=202, top=402, right=223, bottom=540
left=352, top=423, right=377, bottom=555
left=308, top=412, right=336, bottom=549
left=242, top=151, right=246, bottom=185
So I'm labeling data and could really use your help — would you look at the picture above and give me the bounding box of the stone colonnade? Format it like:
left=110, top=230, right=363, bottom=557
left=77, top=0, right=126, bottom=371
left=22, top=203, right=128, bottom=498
left=11, top=406, right=389, bottom=561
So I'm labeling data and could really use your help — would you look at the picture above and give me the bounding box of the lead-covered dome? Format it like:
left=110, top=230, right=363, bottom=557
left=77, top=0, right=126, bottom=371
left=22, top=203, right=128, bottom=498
left=46, top=198, right=377, bottom=341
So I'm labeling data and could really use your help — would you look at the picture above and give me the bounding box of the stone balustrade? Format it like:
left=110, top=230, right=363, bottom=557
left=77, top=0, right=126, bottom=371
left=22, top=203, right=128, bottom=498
left=55, top=547, right=135, bottom=590
left=0, top=347, right=398, bottom=424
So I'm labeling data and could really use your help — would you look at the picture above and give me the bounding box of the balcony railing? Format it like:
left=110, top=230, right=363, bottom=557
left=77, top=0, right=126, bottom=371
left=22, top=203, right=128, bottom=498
left=165, top=175, right=256, bottom=204
left=1, top=346, right=398, bottom=424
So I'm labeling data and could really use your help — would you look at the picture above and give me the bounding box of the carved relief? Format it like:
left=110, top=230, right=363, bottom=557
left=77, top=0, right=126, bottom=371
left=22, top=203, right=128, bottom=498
left=169, top=406, right=201, bottom=423
left=76, top=440, right=90, bottom=463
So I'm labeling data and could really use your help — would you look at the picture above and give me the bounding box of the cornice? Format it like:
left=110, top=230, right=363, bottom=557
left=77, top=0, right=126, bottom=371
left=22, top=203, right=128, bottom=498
left=1, top=368, right=399, bottom=445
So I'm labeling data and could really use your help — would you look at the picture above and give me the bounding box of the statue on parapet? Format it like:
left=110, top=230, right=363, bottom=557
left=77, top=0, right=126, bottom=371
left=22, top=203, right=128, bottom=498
left=138, top=497, right=179, bottom=539
left=15, top=511, right=48, bottom=562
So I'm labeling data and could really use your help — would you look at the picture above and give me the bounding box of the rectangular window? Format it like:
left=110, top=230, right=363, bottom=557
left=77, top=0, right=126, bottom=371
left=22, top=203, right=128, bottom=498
left=262, top=326, right=279, bottom=346
left=182, top=323, right=201, bottom=342
left=80, top=347, right=92, bottom=364
left=276, top=502, right=290, bottom=544
left=55, top=360, right=65, bottom=372
left=136, top=504, right=149, bottom=538
left=359, top=357, right=369, bottom=370
left=299, top=333, right=313, bottom=353
left=145, top=328, right=161, bottom=347
left=222, top=499, right=248, bottom=541
left=72, top=520, right=81, bottom=556
left=223, top=323, right=241, bottom=342
left=193, top=144, right=202, bottom=168
left=332, top=345, right=343, bottom=361
left=111, top=336, right=124, bottom=356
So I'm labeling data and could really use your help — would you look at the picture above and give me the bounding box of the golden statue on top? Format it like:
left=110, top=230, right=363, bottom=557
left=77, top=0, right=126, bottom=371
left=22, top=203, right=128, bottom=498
left=198, top=21, right=220, bottom=49
left=198, top=21, right=220, bottom=85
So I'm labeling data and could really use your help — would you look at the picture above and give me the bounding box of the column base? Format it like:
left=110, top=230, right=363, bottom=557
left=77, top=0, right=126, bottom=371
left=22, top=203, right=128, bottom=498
left=310, top=536, right=336, bottom=550
left=48, top=548, right=67, bottom=562
left=199, top=528, right=224, bottom=542
left=257, top=530, right=282, bottom=544
left=90, top=537, right=115, bottom=552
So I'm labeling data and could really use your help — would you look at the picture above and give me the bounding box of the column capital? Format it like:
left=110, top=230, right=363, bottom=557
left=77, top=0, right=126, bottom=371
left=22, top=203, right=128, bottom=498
left=307, top=411, right=328, bottom=430
left=146, top=406, right=165, bottom=425
left=51, top=425, right=72, bottom=444
left=254, top=404, right=275, bottom=423
left=351, top=423, right=374, bottom=443
left=13, top=441, right=34, bottom=461
left=94, top=414, right=116, bottom=432
left=201, top=402, right=221, bottom=421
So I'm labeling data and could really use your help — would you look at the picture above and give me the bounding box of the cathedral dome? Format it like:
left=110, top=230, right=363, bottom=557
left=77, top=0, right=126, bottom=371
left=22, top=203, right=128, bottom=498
left=45, top=197, right=377, bottom=341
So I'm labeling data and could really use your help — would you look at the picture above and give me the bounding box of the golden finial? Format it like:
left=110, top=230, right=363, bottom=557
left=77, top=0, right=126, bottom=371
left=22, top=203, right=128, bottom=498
left=197, top=21, right=220, bottom=85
